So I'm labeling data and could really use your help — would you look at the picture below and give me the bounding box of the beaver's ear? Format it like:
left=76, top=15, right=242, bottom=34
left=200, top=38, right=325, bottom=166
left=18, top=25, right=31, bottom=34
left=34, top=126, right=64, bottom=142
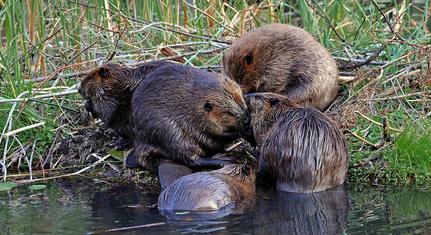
left=204, top=101, right=213, bottom=112
left=244, top=52, right=253, bottom=65
left=98, top=67, right=110, bottom=79
left=269, top=98, right=281, bottom=107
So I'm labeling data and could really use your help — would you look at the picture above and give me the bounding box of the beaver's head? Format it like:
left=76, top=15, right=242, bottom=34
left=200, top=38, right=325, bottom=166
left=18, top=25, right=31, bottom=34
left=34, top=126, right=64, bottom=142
left=78, top=63, right=130, bottom=123
left=201, top=77, right=251, bottom=141
left=223, top=27, right=281, bottom=95
left=244, top=92, right=298, bottom=146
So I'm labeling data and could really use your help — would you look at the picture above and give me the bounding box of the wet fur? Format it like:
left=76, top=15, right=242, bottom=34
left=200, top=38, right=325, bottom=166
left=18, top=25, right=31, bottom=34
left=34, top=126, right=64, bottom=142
left=158, top=164, right=256, bottom=211
left=246, top=93, right=348, bottom=193
left=131, top=64, right=250, bottom=167
left=223, top=23, right=339, bottom=111
left=78, top=61, right=172, bottom=146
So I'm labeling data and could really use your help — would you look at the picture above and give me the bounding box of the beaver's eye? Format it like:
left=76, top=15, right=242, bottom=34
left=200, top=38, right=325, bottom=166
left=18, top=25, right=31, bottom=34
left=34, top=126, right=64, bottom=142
left=98, top=67, right=110, bottom=79
left=223, top=111, right=235, bottom=117
left=269, top=98, right=280, bottom=107
left=244, top=53, right=253, bottom=65
left=204, top=101, right=213, bottom=112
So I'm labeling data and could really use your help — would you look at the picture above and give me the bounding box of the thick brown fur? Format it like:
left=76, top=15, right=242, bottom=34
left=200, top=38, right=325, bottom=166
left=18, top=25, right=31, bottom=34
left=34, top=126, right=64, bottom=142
left=245, top=92, right=348, bottom=193
left=129, top=64, right=251, bottom=168
left=158, top=164, right=256, bottom=211
left=223, top=23, right=339, bottom=111
left=78, top=61, right=172, bottom=149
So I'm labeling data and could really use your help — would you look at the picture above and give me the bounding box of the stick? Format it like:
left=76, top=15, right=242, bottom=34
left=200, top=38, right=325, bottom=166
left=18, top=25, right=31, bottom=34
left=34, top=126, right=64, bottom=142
left=2, top=122, right=45, bottom=138
left=362, top=91, right=426, bottom=101
left=0, top=90, right=78, bottom=104
left=338, top=44, right=386, bottom=69
left=347, top=130, right=380, bottom=149
left=355, top=111, right=403, bottom=133
left=16, top=154, right=111, bottom=184
left=335, top=57, right=388, bottom=66
left=100, top=222, right=166, bottom=233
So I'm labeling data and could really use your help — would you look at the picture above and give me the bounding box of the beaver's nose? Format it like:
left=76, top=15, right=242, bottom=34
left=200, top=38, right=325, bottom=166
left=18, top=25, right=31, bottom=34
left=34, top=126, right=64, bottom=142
left=84, top=100, right=92, bottom=111
left=242, top=114, right=251, bottom=126
left=244, top=93, right=255, bottom=107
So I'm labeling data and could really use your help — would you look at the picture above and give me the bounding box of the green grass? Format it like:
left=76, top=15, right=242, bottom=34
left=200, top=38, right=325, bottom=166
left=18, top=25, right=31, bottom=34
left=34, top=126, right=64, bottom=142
left=0, top=0, right=430, bottom=186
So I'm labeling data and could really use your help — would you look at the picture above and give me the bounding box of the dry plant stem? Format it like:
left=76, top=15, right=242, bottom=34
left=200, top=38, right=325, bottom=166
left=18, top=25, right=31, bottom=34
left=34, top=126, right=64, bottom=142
left=16, top=154, right=111, bottom=185
left=355, top=111, right=403, bottom=133
left=339, top=44, right=386, bottom=69
left=73, top=2, right=230, bottom=44
left=88, top=153, right=120, bottom=173
left=347, top=130, right=380, bottom=149
left=0, top=90, right=78, bottom=104
left=371, top=0, right=404, bottom=42
left=308, top=0, right=350, bottom=46
left=1, top=91, right=30, bottom=181
left=23, top=45, right=225, bottom=84
left=335, top=56, right=388, bottom=66
left=183, top=1, right=237, bottom=34
left=25, top=70, right=91, bottom=83
left=2, top=122, right=45, bottom=138
left=363, top=91, right=427, bottom=101
left=25, top=140, right=37, bottom=181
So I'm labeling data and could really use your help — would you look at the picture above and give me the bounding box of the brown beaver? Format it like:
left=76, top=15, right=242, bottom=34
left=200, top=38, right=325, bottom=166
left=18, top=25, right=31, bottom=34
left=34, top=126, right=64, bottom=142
left=78, top=61, right=172, bottom=149
left=158, top=164, right=255, bottom=212
left=126, top=63, right=251, bottom=168
left=245, top=92, right=348, bottom=193
left=223, top=23, right=339, bottom=111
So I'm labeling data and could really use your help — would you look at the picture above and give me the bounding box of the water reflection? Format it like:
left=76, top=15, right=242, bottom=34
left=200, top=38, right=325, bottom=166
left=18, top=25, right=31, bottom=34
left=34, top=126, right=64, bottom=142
left=1, top=181, right=431, bottom=234
left=254, top=186, right=348, bottom=234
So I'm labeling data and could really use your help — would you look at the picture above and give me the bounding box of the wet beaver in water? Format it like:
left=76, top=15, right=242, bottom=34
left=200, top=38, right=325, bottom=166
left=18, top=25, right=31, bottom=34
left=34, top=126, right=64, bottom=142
left=127, top=64, right=251, bottom=168
left=223, top=23, right=339, bottom=111
left=78, top=61, right=172, bottom=149
left=245, top=93, right=348, bottom=193
left=158, top=164, right=255, bottom=211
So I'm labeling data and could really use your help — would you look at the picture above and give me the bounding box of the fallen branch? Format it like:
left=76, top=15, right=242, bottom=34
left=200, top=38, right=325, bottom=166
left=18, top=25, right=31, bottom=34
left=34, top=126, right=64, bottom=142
left=2, top=122, right=45, bottom=138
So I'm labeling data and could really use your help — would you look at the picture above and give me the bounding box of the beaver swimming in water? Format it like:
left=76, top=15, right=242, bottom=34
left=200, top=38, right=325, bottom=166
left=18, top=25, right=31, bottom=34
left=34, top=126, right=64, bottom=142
left=223, top=23, right=339, bottom=111
left=127, top=63, right=251, bottom=168
left=245, top=92, right=348, bottom=193
left=158, top=164, right=255, bottom=212
left=78, top=61, right=172, bottom=149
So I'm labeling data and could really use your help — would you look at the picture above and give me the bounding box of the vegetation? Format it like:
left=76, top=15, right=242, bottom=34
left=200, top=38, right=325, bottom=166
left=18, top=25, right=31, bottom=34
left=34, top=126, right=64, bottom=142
left=0, top=0, right=430, bottom=186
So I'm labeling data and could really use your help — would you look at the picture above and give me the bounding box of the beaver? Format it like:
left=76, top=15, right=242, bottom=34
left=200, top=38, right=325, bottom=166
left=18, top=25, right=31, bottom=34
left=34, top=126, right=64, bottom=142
left=127, top=63, right=251, bottom=168
left=158, top=164, right=255, bottom=212
left=245, top=92, right=348, bottom=193
left=158, top=161, right=193, bottom=189
left=78, top=60, right=172, bottom=149
left=223, top=23, right=339, bottom=111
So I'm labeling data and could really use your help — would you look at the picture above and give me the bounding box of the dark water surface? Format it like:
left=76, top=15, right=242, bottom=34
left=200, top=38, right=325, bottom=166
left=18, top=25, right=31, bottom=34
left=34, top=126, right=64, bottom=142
left=1, top=180, right=431, bottom=235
